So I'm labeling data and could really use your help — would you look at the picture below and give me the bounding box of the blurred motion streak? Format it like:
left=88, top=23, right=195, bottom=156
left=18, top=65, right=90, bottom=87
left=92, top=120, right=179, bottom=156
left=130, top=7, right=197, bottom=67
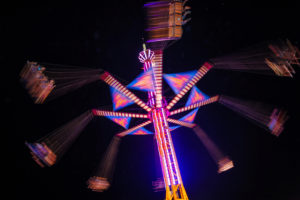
left=20, top=61, right=103, bottom=103
left=25, top=111, right=94, bottom=166
left=193, top=125, right=234, bottom=173
left=219, top=95, right=288, bottom=136
left=211, top=39, right=300, bottom=77
left=88, top=135, right=121, bottom=192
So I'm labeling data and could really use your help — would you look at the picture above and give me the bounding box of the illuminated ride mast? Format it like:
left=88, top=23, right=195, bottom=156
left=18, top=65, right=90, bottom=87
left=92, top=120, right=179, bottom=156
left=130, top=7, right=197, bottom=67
left=137, top=45, right=213, bottom=199
left=141, top=47, right=187, bottom=199
left=141, top=4, right=213, bottom=197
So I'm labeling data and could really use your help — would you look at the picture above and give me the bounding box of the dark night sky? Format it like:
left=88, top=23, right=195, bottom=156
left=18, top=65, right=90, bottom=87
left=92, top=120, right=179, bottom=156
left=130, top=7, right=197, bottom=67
left=3, top=1, right=300, bottom=200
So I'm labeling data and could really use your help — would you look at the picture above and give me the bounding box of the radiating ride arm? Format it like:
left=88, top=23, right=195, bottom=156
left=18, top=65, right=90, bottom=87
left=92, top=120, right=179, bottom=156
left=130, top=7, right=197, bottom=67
left=100, top=72, right=151, bottom=112
left=167, top=118, right=196, bottom=128
left=166, top=62, right=213, bottom=110
left=170, top=95, right=220, bottom=116
left=92, top=109, right=148, bottom=119
left=116, top=121, right=152, bottom=137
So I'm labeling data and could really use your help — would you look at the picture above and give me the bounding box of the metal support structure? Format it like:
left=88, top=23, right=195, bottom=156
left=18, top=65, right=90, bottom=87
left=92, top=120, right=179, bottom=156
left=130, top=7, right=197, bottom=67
left=140, top=47, right=189, bottom=200
left=152, top=108, right=188, bottom=200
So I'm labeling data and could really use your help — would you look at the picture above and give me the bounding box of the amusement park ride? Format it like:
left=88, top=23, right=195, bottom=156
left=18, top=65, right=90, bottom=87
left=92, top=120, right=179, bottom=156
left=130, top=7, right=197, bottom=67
left=21, top=1, right=300, bottom=200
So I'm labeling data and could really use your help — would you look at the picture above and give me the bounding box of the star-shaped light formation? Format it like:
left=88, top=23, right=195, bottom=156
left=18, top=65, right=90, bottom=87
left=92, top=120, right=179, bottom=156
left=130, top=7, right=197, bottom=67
left=91, top=47, right=224, bottom=199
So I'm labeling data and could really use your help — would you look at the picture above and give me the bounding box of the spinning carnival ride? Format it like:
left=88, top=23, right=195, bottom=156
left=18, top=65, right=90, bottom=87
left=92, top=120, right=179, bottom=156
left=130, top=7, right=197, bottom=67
left=22, top=1, right=299, bottom=200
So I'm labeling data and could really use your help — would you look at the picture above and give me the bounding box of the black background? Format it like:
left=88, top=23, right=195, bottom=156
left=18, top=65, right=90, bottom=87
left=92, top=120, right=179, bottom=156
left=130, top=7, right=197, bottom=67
left=3, top=1, right=300, bottom=200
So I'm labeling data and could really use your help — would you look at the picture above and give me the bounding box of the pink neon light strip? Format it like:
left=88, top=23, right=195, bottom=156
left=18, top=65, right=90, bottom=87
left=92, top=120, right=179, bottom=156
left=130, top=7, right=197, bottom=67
left=144, top=56, right=172, bottom=186
left=153, top=108, right=182, bottom=186
left=160, top=108, right=182, bottom=185
left=167, top=118, right=196, bottom=128
left=170, top=95, right=220, bottom=116
left=152, top=111, right=169, bottom=180
left=153, top=50, right=163, bottom=108
left=166, top=62, right=213, bottom=110
left=116, top=121, right=152, bottom=137
left=156, top=110, right=176, bottom=185
left=152, top=110, right=171, bottom=186
left=142, top=49, right=182, bottom=187
left=92, top=109, right=148, bottom=119
left=100, top=72, right=151, bottom=112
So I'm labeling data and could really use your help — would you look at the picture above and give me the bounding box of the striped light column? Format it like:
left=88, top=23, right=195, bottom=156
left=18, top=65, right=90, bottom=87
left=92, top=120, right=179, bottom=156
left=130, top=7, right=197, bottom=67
left=152, top=108, right=188, bottom=199
left=140, top=47, right=189, bottom=199
left=92, top=109, right=148, bottom=119
left=100, top=72, right=151, bottom=112
left=140, top=48, right=174, bottom=192
left=166, top=62, right=213, bottom=110
left=170, top=95, right=219, bottom=116
left=153, top=50, right=163, bottom=108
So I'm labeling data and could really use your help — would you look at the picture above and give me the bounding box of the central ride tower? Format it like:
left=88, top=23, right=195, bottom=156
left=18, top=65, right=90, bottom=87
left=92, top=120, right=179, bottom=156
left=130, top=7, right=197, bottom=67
left=139, top=45, right=189, bottom=200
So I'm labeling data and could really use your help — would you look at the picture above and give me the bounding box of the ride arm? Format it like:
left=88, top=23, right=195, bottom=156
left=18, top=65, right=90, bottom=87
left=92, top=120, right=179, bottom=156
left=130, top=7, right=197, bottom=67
left=100, top=72, right=151, bottom=112
left=92, top=109, right=148, bottom=119
left=116, top=121, right=152, bottom=137
left=166, top=62, right=213, bottom=110
left=169, top=95, right=219, bottom=116
left=167, top=118, right=196, bottom=128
